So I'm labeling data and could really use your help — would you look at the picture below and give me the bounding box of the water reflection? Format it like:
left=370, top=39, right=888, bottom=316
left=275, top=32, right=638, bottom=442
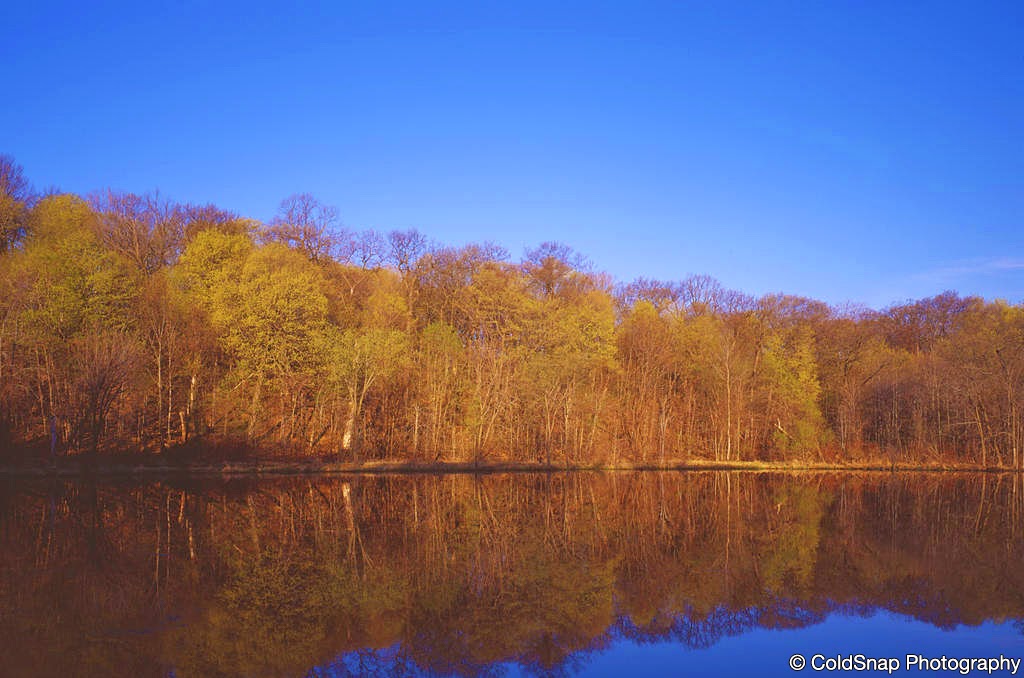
left=1, top=472, right=1022, bottom=677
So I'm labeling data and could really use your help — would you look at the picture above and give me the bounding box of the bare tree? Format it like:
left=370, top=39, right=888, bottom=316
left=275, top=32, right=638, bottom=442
left=522, top=241, right=590, bottom=299
left=335, top=229, right=386, bottom=269
left=387, top=229, right=429, bottom=316
left=263, top=194, right=340, bottom=263
left=69, top=330, right=142, bottom=454
left=182, top=203, right=253, bottom=243
left=0, top=155, right=33, bottom=253
left=90, top=190, right=186, bottom=272
left=387, top=228, right=428, bottom=274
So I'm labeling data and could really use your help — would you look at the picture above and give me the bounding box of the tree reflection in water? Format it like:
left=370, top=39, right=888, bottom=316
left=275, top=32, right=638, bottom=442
left=1, top=472, right=1022, bottom=677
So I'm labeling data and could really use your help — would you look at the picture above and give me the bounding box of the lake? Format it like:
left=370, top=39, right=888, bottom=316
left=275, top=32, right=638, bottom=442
left=1, top=472, right=1022, bottom=677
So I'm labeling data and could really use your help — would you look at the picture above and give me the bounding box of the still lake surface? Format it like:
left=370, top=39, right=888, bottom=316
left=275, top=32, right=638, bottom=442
left=1, top=471, right=1022, bottom=677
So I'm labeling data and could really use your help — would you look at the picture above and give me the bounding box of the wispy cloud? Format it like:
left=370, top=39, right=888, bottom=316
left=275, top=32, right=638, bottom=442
left=914, top=257, right=1024, bottom=283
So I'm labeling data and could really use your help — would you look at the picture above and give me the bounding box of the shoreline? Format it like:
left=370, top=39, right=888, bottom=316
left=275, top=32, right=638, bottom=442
left=1, top=458, right=1022, bottom=477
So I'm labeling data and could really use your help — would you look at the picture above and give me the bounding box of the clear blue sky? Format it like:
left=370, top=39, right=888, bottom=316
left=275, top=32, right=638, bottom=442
left=3, top=1, right=1021, bottom=308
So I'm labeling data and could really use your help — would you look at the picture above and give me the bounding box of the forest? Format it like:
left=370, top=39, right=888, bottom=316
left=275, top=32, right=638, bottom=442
left=1, top=154, right=1022, bottom=466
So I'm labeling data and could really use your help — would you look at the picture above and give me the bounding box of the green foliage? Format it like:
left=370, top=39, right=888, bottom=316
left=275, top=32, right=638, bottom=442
left=422, top=320, right=463, bottom=357
left=760, top=327, right=826, bottom=453
left=174, top=229, right=253, bottom=308
left=223, top=244, right=329, bottom=377
left=179, top=237, right=329, bottom=379
left=18, top=195, right=140, bottom=338
left=327, top=326, right=411, bottom=396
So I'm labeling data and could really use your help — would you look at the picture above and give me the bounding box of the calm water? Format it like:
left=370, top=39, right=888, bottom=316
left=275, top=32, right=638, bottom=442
left=1, top=472, right=1023, bottom=677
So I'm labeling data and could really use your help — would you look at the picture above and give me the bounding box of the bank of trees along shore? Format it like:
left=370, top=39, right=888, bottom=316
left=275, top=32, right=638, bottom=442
left=1, top=154, right=1022, bottom=466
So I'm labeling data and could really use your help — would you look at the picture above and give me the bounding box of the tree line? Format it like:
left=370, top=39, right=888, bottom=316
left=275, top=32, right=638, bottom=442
left=1, top=154, right=1022, bottom=465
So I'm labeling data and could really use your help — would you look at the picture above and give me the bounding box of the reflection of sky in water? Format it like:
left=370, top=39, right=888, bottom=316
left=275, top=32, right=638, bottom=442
left=585, top=613, right=1024, bottom=677
left=320, top=611, right=1024, bottom=677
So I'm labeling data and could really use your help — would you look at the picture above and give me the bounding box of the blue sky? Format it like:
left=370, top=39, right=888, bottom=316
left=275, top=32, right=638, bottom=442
left=3, top=1, right=1021, bottom=308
